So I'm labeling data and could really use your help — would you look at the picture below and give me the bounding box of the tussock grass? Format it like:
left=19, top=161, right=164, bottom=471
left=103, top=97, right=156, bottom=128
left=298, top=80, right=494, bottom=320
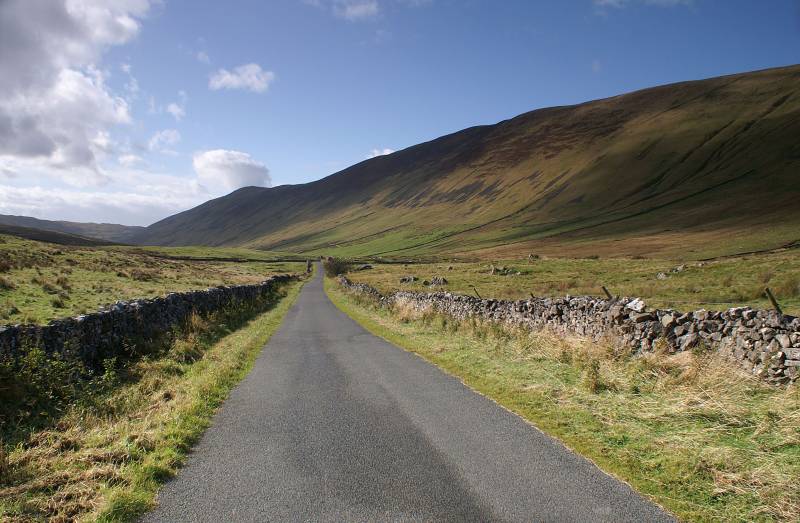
left=348, top=250, right=800, bottom=315
left=0, top=234, right=305, bottom=324
left=0, top=280, right=304, bottom=522
left=329, top=281, right=800, bottom=522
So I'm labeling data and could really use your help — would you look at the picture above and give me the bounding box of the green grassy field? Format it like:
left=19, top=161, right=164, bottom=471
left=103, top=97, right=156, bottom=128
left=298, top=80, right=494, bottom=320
left=0, top=279, right=305, bottom=522
left=345, top=249, right=800, bottom=315
left=0, top=234, right=305, bottom=325
left=327, top=279, right=800, bottom=522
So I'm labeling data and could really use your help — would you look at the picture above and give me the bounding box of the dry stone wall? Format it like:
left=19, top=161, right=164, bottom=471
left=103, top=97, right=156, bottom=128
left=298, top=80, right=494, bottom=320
left=338, top=277, right=800, bottom=384
left=0, top=274, right=297, bottom=369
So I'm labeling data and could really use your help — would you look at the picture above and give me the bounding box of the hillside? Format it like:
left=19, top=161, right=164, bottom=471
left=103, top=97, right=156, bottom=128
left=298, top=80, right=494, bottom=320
left=0, top=214, right=144, bottom=244
left=137, top=64, right=800, bottom=260
left=0, top=224, right=116, bottom=246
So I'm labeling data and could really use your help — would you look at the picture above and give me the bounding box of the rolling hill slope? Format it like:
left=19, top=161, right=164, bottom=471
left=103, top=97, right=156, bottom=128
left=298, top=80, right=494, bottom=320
left=137, top=64, right=800, bottom=260
left=0, top=224, right=116, bottom=246
left=0, top=214, right=144, bottom=243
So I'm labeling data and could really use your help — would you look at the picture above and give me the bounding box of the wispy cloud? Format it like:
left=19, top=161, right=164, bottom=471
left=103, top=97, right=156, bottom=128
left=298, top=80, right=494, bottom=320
left=594, top=0, right=692, bottom=8
left=209, top=63, right=275, bottom=93
left=334, top=0, right=379, bottom=20
left=165, top=91, right=187, bottom=121
left=148, top=129, right=181, bottom=155
left=304, top=0, right=432, bottom=21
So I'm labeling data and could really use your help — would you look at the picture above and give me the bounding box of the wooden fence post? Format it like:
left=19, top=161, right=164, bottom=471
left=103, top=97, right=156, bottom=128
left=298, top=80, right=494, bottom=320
left=765, top=287, right=783, bottom=315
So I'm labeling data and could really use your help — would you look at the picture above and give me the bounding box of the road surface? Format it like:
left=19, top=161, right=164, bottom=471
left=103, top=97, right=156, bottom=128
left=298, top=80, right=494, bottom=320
left=143, top=267, right=673, bottom=522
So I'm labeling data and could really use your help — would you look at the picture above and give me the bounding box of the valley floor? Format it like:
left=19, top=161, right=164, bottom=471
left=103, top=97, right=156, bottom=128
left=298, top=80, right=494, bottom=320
left=348, top=249, right=800, bottom=316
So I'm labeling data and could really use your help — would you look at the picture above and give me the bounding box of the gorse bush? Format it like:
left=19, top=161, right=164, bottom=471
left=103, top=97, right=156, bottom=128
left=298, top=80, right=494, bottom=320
left=323, top=257, right=352, bottom=277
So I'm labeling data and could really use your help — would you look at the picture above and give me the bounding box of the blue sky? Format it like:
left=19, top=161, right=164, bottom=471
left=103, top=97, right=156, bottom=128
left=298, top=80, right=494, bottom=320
left=0, top=0, right=798, bottom=225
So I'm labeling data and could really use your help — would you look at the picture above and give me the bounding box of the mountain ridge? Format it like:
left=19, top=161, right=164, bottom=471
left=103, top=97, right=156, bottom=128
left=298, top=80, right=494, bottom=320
left=0, top=214, right=144, bottom=244
left=136, top=63, right=800, bottom=259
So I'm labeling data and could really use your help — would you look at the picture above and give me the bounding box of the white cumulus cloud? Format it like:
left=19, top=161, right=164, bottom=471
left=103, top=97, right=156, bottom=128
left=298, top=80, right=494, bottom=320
left=367, top=148, right=395, bottom=158
left=193, top=149, right=271, bottom=191
left=0, top=0, right=153, bottom=176
left=209, top=64, right=275, bottom=93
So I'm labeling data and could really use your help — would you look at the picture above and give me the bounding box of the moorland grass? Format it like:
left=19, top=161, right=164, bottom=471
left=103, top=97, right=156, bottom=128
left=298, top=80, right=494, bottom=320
left=0, top=234, right=304, bottom=324
left=347, top=250, right=800, bottom=315
left=0, top=279, right=304, bottom=522
left=326, top=279, right=800, bottom=522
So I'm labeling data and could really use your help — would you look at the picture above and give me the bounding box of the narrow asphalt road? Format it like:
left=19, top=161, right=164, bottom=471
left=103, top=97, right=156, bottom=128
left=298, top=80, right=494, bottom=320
left=143, top=267, right=673, bottom=522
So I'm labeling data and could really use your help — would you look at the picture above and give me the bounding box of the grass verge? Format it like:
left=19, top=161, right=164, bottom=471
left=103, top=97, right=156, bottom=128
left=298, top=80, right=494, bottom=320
left=0, top=279, right=304, bottom=522
left=325, top=278, right=800, bottom=523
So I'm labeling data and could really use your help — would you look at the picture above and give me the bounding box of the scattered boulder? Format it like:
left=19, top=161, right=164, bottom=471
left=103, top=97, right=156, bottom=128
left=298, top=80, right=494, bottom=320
left=428, top=276, right=448, bottom=286
left=656, top=272, right=668, bottom=280
left=671, top=264, right=686, bottom=273
left=489, top=265, right=516, bottom=276
left=399, top=276, right=418, bottom=284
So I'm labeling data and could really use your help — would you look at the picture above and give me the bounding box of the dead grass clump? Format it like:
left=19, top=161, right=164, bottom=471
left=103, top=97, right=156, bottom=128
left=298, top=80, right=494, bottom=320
left=130, top=269, right=155, bottom=281
left=392, top=297, right=432, bottom=323
left=582, top=359, right=605, bottom=393
left=56, top=276, right=71, bottom=290
left=758, top=269, right=775, bottom=284
left=0, top=276, right=15, bottom=290
left=773, top=274, right=800, bottom=298
left=51, top=295, right=68, bottom=309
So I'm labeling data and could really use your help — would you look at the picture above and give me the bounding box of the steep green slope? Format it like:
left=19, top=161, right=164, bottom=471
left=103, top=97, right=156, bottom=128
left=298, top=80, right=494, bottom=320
left=0, top=214, right=144, bottom=243
left=138, top=64, right=800, bottom=260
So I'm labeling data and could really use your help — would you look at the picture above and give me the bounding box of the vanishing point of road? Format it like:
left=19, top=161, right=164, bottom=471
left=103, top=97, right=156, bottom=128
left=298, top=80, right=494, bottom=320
left=143, top=267, right=673, bottom=522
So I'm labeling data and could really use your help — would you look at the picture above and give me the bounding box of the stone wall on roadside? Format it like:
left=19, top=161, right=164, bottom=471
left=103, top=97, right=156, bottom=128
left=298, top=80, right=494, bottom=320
left=337, top=277, right=800, bottom=384
left=0, top=274, right=297, bottom=369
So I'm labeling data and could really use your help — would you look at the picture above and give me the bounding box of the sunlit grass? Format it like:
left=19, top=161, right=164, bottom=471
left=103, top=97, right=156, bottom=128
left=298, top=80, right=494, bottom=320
left=0, top=234, right=304, bottom=324
left=346, top=250, right=800, bottom=315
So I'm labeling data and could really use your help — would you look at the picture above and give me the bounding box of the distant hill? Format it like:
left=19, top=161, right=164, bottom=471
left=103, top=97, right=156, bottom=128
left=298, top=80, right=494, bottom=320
left=0, top=224, right=115, bottom=246
left=0, top=215, right=143, bottom=244
left=136, top=64, right=800, bottom=260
